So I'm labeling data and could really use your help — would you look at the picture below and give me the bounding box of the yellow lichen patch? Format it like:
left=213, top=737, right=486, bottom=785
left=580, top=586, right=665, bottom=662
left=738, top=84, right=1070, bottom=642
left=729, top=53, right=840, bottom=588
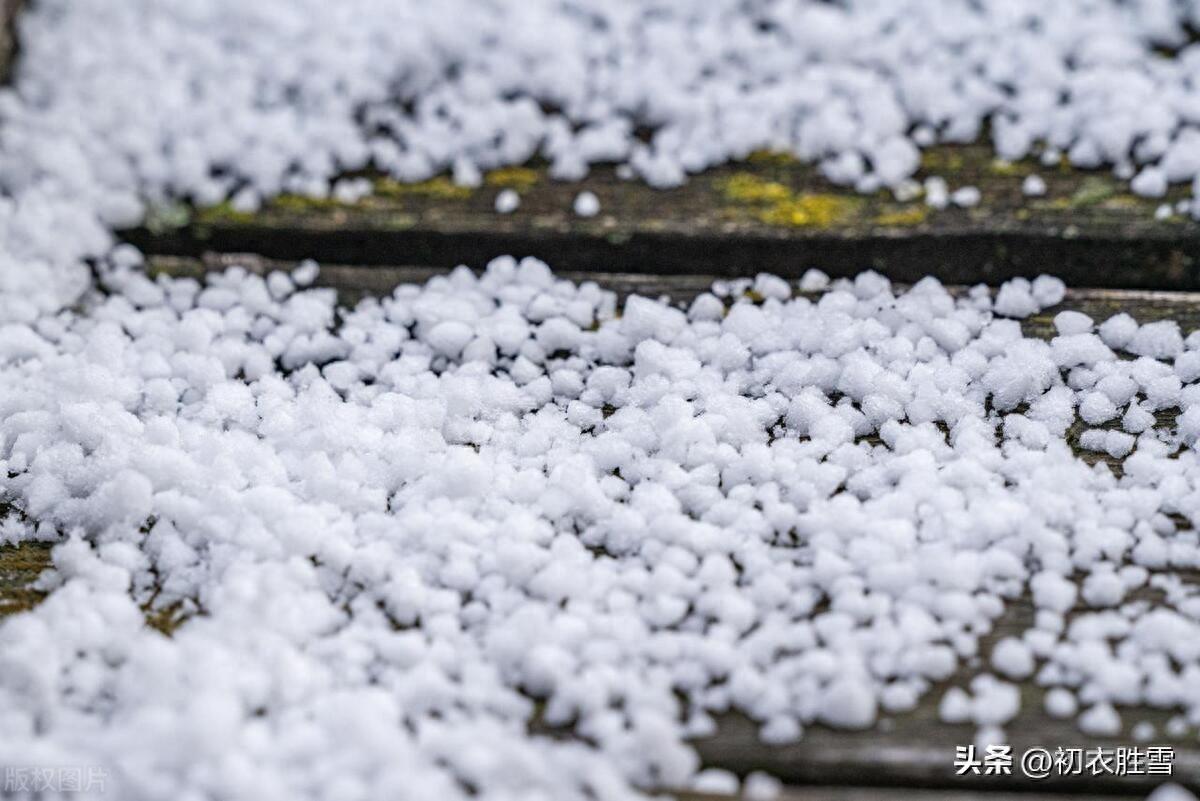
left=988, top=159, right=1029, bottom=177
left=920, top=148, right=965, bottom=173
left=144, top=601, right=189, bottom=636
left=745, top=149, right=799, bottom=166
left=1069, top=177, right=1116, bottom=207
left=193, top=201, right=255, bottom=225
left=874, top=206, right=929, bottom=226
left=720, top=172, right=864, bottom=227
left=374, top=176, right=473, bottom=201
left=271, top=193, right=345, bottom=212
left=485, top=166, right=540, bottom=191
left=720, top=172, right=858, bottom=228
left=1100, top=194, right=1143, bottom=210
left=758, top=194, right=858, bottom=228
left=144, top=201, right=193, bottom=232
left=720, top=173, right=792, bottom=204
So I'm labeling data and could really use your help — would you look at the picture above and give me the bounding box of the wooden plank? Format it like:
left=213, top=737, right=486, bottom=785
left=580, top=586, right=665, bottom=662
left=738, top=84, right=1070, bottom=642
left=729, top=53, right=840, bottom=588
left=9, top=258, right=1200, bottom=795
left=145, top=252, right=1200, bottom=321
left=121, top=147, right=1200, bottom=289
left=0, top=0, right=21, bottom=83
left=0, top=539, right=49, bottom=617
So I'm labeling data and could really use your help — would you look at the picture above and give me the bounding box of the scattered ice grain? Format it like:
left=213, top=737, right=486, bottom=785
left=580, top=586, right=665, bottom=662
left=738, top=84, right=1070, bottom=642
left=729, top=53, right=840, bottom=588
left=5, top=251, right=1200, bottom=797
left=1022, top=175, right=1047, bottom=197
left=6, top=1, right=1200, bottom=799
left=573, top=191, right=600, bottom=218
left=1146, top=786, right=1199, bottom=801
left=14, top=0, right=1200, bottom=315
left=495, top=189, right=521, bottom=214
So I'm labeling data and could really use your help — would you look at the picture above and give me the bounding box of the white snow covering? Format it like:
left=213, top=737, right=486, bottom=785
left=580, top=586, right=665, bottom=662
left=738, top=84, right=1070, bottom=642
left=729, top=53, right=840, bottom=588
left=1147, top=785, right=1200, bottom=801
left=6, top=1, right=1200, bottom=799
left=6, top=253, right=1200, bottom=798
left=11, top=0, right=1200, bottom=315
left=573, top=191, right=601, bottom=218
left=494, top=189, right=521, bottom=215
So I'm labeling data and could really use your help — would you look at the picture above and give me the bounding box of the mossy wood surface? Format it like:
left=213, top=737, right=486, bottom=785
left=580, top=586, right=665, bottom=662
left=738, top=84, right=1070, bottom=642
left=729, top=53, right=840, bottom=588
left=123, top=148, right=1200, bottom=290
left=0, top=0, right=21, bottom=83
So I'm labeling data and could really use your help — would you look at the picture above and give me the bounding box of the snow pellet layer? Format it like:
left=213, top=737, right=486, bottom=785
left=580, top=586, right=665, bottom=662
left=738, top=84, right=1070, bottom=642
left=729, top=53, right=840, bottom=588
left=8, top=1, right=1200, bottom=799
left=6, top=254, right=1200, bottom=798
left=17, top=0, right=1200, bottom=316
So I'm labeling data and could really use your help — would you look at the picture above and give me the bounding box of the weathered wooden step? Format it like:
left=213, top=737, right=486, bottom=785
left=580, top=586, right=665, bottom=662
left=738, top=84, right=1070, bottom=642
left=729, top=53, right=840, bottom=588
left=122, top=147, right=1200, bottom=289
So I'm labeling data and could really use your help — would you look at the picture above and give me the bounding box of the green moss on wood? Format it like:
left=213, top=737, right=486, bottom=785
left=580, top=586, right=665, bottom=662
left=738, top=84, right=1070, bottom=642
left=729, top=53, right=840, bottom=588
left=374, top=176, right=473, bottom=201
left=485, top=166, right=540, bottom=191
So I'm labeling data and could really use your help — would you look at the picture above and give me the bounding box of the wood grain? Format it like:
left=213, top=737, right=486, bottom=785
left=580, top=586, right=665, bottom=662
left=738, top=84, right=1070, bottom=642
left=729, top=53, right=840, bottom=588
left=120, top=149, right=1200, bottom=290
left=0, top=0, right=21, bottom=84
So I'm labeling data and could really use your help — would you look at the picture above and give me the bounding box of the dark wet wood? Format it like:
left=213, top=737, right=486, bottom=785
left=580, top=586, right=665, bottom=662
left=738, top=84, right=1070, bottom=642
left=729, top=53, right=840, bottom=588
left=0, top=0, right=22, bottom=83
left=0, top=539, right=50, bottom=616
left=121, top=148, right=1200, bottom=290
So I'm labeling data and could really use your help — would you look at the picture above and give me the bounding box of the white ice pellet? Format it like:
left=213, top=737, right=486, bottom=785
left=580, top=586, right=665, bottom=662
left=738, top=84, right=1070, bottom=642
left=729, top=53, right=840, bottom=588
left=292, top=260, right=320, bottom=287
left=742, top=771, right=783, bottom=801
left=1044, top=688, right=1078, bottom=719
left=1129, top=321, right=1184, bottom=360
left=426, top=320, right=475, bottom=357
left=1104, top=430, right=1135, bottom=458
left=991, top=638, right=1035, bottom=680
left=691, top=769, right=739, bottom=795
left=1082, top=568, right=1127, bottom=608
left=818, top=677, right=877, bottom=730
left=1031, top=572, right=1077, bottom=613
left=1031, top=275, right=1066, bottom=308
left=993, top=279, right=1038, bottom=318
left=1179, top=406, right=1200, bottom=444
left=798, top=269, right=830, bottom=292
left=230, top=187, right=260, bottom=214
left=10, top=4, right=1200, bottom=798
left=1146, top=785, right=1200, bottom=801
left=939, top=687, right=972, bottom=724
left=495, top=189, right=520, bottom=214
left=1124, top=403, right=1156, bottom=434
left=759, top=716, right=803, bottom=745
left=1099, top=314, right=1139, bottom=349
left=969, top=676, right=1020, bottom=727
left=332, top=177, right=372, bottom=204
left=951, top=186, right=981, bottom=208
left=753, top=273, right=791, bottom=300
left=573, top=191, right=600, bottom=218
left=893, top=179, right=922, bottom=203
left=1175, top=351, right=1200, bottom=383
left=1054, top=311, right=1093, bottom=335
left=1078, top=703, right=1122, bottom=737
left=1080, top=424, right=1132, bottom=455
left=924, top=177, right=950, bottom=209
left=1132, top=166, right=1168, bottom=198
left=1022, top=175, right=1047, bottom=197
left=1079, top=392, right=1118, bottom=424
